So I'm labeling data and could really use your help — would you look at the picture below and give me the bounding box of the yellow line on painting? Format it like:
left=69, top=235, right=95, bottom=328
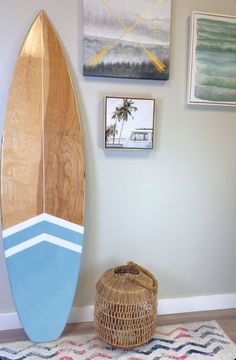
left=89, top=0, right=165, bottom=66
left=100, top=0, right=166, bottom=72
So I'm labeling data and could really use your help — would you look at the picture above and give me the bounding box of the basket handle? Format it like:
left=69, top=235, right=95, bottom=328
left=127, top=261, right=158, bottom=292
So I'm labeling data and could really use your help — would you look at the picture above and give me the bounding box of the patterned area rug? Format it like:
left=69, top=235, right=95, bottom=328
left=0, top=320, right=236, bottom=359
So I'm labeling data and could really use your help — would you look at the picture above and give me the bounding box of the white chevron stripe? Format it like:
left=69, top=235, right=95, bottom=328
left=5, top=234, right=83, bottom=258
left=3, top=213, right=84, bottom=238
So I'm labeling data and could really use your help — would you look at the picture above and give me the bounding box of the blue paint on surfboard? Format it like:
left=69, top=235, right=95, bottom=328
left=6, top=242, right=82, bottom=342
left=4, top=221, right=84, bottom=250
left=3, top=215, right=84, bottom=342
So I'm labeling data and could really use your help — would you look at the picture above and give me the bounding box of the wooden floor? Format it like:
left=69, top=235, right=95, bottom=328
left=0, top=309, right=235, bottom=344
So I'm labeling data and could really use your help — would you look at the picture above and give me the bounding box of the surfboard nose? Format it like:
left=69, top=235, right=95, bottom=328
left=33, top=10, right=50, bottom=31
left=38, top=9, right=47, bottom=19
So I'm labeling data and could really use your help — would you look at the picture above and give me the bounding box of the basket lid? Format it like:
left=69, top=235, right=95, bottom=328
left=96, top=262, right=158, bottom=296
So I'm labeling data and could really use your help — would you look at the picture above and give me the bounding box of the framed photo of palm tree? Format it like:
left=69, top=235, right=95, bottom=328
left=105, top=96, right=155, bottom=150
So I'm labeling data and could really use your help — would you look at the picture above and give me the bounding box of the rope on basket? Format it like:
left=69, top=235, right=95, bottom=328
left=126, top=261, right=158, bottom=292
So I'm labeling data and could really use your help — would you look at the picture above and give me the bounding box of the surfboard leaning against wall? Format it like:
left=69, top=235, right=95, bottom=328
left=1, top=11, right=85, bottom=342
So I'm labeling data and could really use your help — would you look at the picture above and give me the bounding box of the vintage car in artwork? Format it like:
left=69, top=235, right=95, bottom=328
left=125, top=128, right=153, bottom=149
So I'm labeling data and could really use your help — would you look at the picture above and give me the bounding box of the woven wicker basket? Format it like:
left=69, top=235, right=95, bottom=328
left=94, top=261, right=158, bottom=349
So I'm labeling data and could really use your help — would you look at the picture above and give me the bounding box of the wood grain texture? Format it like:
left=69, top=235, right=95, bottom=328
left=1, top=16, right=43, bottom=229
left=43, top=14, right=84, bottom=225
left=1, top=11, right=84, bottom=229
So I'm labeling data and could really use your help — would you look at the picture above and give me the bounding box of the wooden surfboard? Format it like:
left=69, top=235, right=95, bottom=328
left=1, top=11, right=85, bottom=342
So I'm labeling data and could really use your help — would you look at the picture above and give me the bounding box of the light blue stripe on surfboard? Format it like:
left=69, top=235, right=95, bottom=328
left=6, top=241, right=81, bottom=342
left=3, top=221, right=84, bottom=251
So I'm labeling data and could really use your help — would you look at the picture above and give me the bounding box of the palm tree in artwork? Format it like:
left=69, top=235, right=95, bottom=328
left=105, top=124, right=118, bottom=145
left=112, top=99, right=138, bottom=144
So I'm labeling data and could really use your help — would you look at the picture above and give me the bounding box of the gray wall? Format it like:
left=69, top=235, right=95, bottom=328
left=0, top=0, right=235, bottom=313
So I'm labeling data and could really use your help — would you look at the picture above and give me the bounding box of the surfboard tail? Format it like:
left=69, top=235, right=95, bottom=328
left=3, top=213, right=84, bottom=342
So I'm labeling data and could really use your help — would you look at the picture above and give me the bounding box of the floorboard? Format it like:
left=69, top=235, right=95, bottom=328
left=0, top=309, right=235, bottom=344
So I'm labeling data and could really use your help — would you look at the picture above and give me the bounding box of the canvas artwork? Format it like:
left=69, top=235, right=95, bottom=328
left=188, top=12, right=236, bottom=106
left=105, top=96, right=155, bottom=150
left=83, top=0, right=171, bottom=80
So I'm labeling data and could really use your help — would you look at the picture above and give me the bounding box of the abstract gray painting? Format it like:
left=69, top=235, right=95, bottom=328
left=83, top=0, right=171, bottom=80
left=188, top=12, right=236, bottom=106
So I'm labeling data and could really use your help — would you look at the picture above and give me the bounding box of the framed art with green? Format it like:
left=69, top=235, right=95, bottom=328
left=188, top=11, right=236, bottom=106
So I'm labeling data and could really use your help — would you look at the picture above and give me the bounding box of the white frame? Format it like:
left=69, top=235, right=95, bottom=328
left=187, top=11, right=236, bottom=106
left=104, top=96, right=155, bottom=150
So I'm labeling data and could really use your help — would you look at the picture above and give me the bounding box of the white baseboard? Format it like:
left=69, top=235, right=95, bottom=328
left=69, top=305, right=94, bottom=324
left=1, top=293, right=235, bottom=331
left=157, top=293, right=236, bottom=315
left=0, top=312, right=22, bottom=331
